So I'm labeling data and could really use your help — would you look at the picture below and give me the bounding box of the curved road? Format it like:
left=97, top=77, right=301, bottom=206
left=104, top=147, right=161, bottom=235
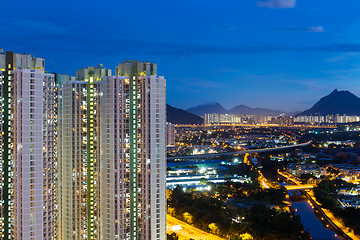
left=168, top=141, right=312, bottom=160
left=167, top=215, right=226, bottom=240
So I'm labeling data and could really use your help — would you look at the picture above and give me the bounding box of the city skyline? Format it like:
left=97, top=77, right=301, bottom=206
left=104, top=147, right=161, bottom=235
left=2, top=0, right=360, bottom=112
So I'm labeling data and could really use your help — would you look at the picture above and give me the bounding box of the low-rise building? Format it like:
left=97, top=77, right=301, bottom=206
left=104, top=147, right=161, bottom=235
left=287, top=163, right=326, bottom=177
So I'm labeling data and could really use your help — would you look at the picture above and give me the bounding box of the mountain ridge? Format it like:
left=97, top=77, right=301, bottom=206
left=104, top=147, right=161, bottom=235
left=187, top=102, right=282, bottom=116
left=166, top=104, right=203, bottom=124
left=297, top=89, right=360, bottom=116
left=187, top=102, right=228, bottom=116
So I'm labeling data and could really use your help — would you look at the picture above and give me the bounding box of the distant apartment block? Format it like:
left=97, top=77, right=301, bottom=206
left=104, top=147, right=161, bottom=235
left=205, top=113, right=360, bottom=126
left=294, top=114, right=360, bottom=124
left=204, top=113, right=255, bottom=125
left=166, top=122, right=176, bottom=147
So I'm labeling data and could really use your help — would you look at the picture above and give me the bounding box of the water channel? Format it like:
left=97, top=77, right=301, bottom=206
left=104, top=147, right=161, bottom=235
left=287, top=190, right=342, bottom=240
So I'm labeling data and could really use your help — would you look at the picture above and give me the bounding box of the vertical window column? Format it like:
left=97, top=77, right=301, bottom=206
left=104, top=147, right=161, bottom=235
left=2, top=56, right=13, bottom=240
left=130, top=72, right=138, bottom=240
left=87, top=76, right=95, bottom=240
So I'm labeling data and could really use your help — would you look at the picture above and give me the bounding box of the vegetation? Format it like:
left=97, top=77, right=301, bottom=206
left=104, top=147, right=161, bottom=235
left=167, top=232, right=179, bottom=240
left=249, top=187, right=287, bottom=207
left=255, top=150, right=296, bottom=181
left=168, top=184, right=311, bottom=240
left=313, top=179, right=360, bottom=235
left=299, top=173, right=316, bottom=184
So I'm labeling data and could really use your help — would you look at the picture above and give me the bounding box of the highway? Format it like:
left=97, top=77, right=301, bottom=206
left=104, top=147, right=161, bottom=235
left=167, top=215, right=226, bottom=240
left=168, top=141, right=312, bottom=160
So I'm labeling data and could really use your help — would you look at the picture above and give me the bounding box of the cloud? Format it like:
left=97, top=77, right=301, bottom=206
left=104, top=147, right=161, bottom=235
left=257, top=0, right=296, bottom=8
left=307, top=26, right=325, bottom=32
left=179, top=78, right=224, bottom=88
left=16, top=19, right=70, bottom=34
left=308, top=44, right=360, bottom=53
left=290, top=79, right=327, bottom=91
left=0, top=19, right=359, bottom=59
left=0, top=18, right=75, bottom=35
left=272, top=26, right=325, bottom=32
left=142, top=43, right=360, bottom=57
left=325, top=53, right=360, bottom=63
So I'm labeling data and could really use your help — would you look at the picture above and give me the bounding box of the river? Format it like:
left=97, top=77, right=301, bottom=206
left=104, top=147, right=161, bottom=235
left=288, top=190, right=343, bottom=240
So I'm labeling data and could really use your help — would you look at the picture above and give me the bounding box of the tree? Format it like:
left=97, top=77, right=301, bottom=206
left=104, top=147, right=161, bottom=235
left=167, top=233, right=179, bottom=240
left=239, top=233, right=254, bottom=240
left=183, top=212, right=193, bottom=224
left=200, top=177, right=208, bottom=185
left=208, top=223, right=220, bottom=235
left=299, top=173, right=314, bottom=184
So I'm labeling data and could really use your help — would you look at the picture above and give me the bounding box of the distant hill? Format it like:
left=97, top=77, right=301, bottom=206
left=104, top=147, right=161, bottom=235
left=187, top=102, right=282, bottom=116
left=298, top=89, right=360, bottom=116
left=187, top=102, right=228, bottom=116
left=229, top=104, right=282, bottom=116
left=167, top=104, right=203, bottom=124
left=286, top=111, right=302, bottom=116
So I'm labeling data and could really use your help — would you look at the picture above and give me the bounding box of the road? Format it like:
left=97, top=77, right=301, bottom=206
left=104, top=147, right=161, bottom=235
left=167, top=215, right=226, bottom=240
left=285, top=184, right=314, bottom=190
left=278, top=171, right=302, bottom=185
left=258, top=170, right=270, bottom=189
left=168, top=141, right=312, bottom=160
left=278, top=171, right=315, bottom=190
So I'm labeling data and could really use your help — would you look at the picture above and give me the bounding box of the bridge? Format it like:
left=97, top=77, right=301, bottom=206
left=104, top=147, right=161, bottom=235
left=278, top=171, right=315, bottom=190
left=284, top=184, right=314, bottom=190
left=167, top=141, right=312, bottom=160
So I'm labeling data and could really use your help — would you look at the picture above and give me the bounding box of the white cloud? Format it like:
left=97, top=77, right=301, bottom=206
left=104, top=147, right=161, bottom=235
left=0, top=18, right=75, bottom=36
left=272, top=26, right=325, bottom=32
left=307, top=26, right=324, bottom=32
left=257, top=0, right=296, bottom=8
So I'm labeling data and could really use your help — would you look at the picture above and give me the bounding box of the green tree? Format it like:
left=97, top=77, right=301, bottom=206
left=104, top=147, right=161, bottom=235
left=167, top=232, right=179, bottom=240
left=299, top=173, right=314, bottom=184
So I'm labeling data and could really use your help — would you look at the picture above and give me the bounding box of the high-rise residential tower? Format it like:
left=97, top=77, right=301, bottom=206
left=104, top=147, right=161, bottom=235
left=111, top=60, right=166, bottom=240
left=57, top=61, right=166, bottom=240
left=0, top=51, right=56, bottom=239
left=57, top=64, right=111, bottom=240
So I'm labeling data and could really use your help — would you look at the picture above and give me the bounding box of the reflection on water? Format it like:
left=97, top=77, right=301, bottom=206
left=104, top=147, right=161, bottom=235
left=289, top=190, right=342, bottom=240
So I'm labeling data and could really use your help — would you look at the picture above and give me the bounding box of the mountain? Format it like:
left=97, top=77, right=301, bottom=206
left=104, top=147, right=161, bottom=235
left=166, top=104, right=203, bottom=124
left=187, top=102, right=282, bottom=116
left=187, top=102, right=228, bottom=116
left=229, top=104, right=282, bottom=116
left=286, top=111, right=302, bottom=116
left=298, top=89, right=360, bottom=116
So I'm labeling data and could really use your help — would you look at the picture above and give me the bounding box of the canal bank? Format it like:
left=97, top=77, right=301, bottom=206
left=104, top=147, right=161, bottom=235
left=289, top=191, right=343, bottom=240
left=284, top=184, right=358, bottom=240
left=304, top=190, right=359, bottom=240
left=280, top=171, right=347, bottom=240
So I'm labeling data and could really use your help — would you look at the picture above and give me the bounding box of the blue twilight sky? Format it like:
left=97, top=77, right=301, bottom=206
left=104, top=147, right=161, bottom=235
left=1, top=0, right=360, bottom=112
